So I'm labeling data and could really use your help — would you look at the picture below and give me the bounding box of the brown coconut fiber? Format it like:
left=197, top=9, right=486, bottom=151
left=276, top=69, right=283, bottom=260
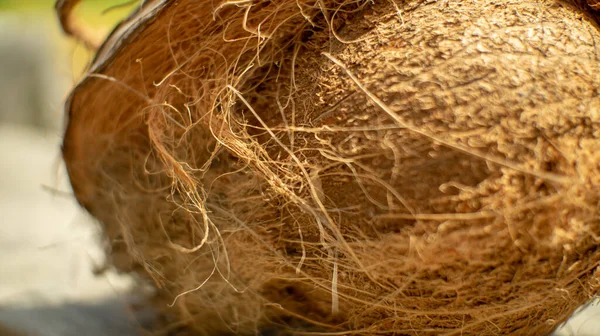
left=59, top=0, right=600, bottom=334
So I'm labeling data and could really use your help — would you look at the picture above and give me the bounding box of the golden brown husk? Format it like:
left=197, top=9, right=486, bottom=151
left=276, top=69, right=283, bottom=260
left=62, top=0, right=600, bottom=334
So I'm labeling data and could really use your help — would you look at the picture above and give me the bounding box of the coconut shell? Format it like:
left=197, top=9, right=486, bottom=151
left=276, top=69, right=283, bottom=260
left=61, top=0, right=600, bottom=334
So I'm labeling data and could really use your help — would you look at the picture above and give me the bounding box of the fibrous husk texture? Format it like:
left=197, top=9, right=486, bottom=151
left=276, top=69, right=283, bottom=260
left=62, top=0, right=600, bottom=334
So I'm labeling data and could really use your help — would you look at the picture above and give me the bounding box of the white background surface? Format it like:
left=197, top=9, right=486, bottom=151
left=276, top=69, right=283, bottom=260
left=0, top=13, right=140, bottom=335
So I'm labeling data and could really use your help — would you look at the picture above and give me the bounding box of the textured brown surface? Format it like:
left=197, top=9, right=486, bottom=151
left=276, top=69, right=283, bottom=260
left=62, top=0, right=600, bottom=334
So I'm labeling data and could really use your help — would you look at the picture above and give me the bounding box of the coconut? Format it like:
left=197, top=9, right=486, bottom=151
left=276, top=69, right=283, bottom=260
left=59, top=0, right=600, bottom=334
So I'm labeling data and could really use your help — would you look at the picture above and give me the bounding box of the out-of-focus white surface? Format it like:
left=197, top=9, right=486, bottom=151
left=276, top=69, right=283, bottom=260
left=0, top=15, right=69, bottom=130
left=0, top=124, right=141, bottom=336
left=555, top=300, right=600, bottom=336
left=0, top=12, right=143, bottom=336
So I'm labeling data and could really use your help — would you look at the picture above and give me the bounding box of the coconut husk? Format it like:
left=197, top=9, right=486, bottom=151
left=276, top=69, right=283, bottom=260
left=59, top=0, right=600, bottom=334
left=0, top=323, right=25, bottom=336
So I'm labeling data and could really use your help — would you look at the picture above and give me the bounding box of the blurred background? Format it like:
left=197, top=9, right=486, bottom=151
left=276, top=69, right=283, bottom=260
left=0, top=1, right=146, bottom=335
left=0, top=0, right=598, bottom=335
